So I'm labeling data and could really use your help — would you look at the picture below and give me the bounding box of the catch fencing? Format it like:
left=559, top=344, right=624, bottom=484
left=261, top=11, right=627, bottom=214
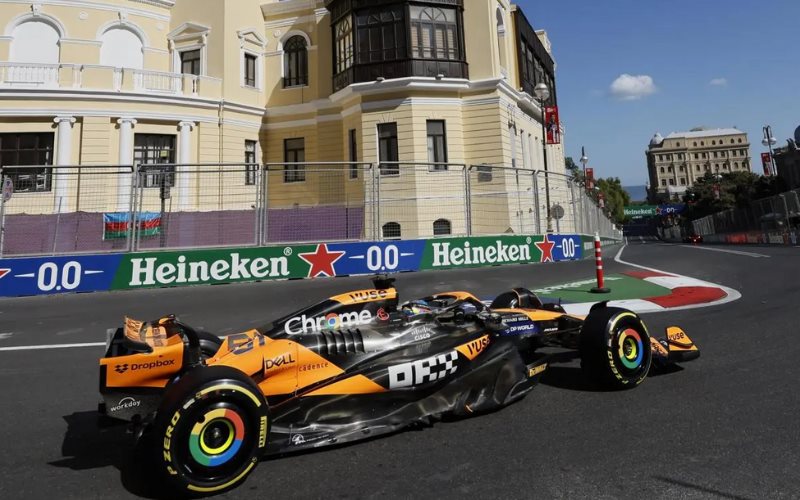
left=0, top=163, right=621, bottom=257
left=692, top=188, right=800, bottom=240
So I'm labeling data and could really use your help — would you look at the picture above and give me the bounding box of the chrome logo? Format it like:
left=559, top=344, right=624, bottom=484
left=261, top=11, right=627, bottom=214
left=323, top=313, right=341, bottom=330
left=618, top=328, right=644, bottom=370
left=189, top=408, right=245, bottom=467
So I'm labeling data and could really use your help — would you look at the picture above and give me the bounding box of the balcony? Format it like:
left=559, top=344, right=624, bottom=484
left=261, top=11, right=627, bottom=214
left=0, top=62, right=222, bottom=100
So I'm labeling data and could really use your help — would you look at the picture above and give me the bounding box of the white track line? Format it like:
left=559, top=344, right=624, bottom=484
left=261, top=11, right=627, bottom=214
left=0, top=342, right=105, bottom=352
left=675, top=245, right=771, bottom=258
left=614, top=244, right=742, bottom=313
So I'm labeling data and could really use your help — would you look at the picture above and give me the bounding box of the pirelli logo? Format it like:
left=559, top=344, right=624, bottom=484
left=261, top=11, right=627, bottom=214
left=528, top=363, right=548, bottom=377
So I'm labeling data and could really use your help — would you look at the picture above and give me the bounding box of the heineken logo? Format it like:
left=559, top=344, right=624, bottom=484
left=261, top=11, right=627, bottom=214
left=431, top=240, right=532, bottom=267
left=128, top=253, right=290, bottom=287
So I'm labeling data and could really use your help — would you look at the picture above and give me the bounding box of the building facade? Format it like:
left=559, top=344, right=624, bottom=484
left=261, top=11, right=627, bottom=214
left=647, top=128, right=751, bottom=200
left=0, top=0, right=569, bottom=248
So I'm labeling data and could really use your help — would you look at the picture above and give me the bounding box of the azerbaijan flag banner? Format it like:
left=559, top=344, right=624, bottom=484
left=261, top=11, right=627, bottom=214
left=103, top=212, right=161, bottom=240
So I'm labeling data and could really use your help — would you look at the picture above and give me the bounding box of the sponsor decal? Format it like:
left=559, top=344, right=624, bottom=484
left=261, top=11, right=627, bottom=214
left=377, top=308, right=390, bottom=321
left=265, top=353, right=296, bottom=371
left=227, top=333, right=265, bottom=355
left=299, top=362, right=330, bottom=372
left=668, top=330, right=686, bottom=343
left=299, top=244, right=345, bottom=278
left=348, top=289, right=389, bottom=303
left=258, top=416, right=268, bottom=448
left=429, top=239, right=533, bottom=267
left=410, top=325, right=434, bottom=341
left=528, top=363, right=548, bottom=377
left=109, top=396, right=141, bottom=413
left=0, top=269, right=9, bottom=280
left=651, top=339, right=669, bottom=357
left=458, top=335, right=490, bottom=360
left=127, top=253, right=290, bottom=287
left=284, top=310, right=373, bottom=335
left=290, top=432, right=332, bottom=446
left=388, top=350, right=458, bottom=389
left=114, top=359, right=176, bottom=374
left=291, top=434, right=306, bottom=446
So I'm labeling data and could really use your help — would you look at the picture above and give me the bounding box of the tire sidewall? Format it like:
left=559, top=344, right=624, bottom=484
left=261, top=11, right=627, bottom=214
left=154, top=367, right=269, bottom=496
left=580, top=308, right=652, bottom=389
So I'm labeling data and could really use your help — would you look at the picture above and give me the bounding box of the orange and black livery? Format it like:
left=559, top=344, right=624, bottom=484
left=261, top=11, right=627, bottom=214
left=98, top=277, right=699, bottom=496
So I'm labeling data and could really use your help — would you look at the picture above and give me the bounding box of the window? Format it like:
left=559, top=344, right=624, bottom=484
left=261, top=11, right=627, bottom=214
left=9, top=20, right=60, bottom=65
left=677, top=142, right=681, bottom=147
left=712, top=140, right=716, bottom=145
left=100, top=28, right=144, bottom=69
left=713, top=152, right=718, bottom=158
left=382, top=222, right=401, bottom=240
left=680, top=165, right=685, bottom=172
left=378, top=123, right=399, bottom=175
left=245, top=140, right=257, bottom=185
left=660, top=167, right=665, bottom=173
left=731, top=139, right=735, bottom=144
left=134, top=134, right=176, bottom=188
left=283, top=36, right=308, bottom=88
left=694, top=153, right=699, bottom=159
left=668, top=166, right=673, bottom=173
left=335, top=17, right=354, bottom=74
left=356, top=7, right=406, bottom=64
left=410, top=6, right=460, bottom=61
left=283, top=138, right=305, bottom=183
left=738, top=138, right=743, bottom=143
left=433, top=219, right=451, bottom=236
left=669, top=179, right=675, bottom=186
left=244, top=53, right=257, bottom=88
left=349, top=129, right=358, bottom=179
left=661, top=179, right=667, bottom=186
left=701, top=141, right=705, bottom=146
left=680, top=178, right=686, bottom=185
left=696, top=166, right=700, bottom=172
left=427, top=120, right=448, bottom=168
left=0, top=133, right=54, bottom=192
left=693, top=142, right=697, bottom=147
left=735, top=162, right=739, bottom=169
left=180, top=49, right=201, bottom=76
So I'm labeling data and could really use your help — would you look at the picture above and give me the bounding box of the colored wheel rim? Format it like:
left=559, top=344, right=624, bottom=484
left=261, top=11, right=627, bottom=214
left=189, top=408, right=245, bottom=467
left=617, top=328, right=644, bottom=370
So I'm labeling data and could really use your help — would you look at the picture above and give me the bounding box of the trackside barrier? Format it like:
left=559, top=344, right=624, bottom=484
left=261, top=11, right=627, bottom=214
left=0, top=233, right=623, bottom=298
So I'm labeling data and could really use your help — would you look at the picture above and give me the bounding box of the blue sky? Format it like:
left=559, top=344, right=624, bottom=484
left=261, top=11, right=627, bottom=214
left=518, top=0, right=800, bottom=185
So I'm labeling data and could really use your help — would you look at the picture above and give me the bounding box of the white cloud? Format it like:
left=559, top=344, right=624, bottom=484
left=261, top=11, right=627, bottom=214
left=709, top=78, right=728, bottom=86
left=609, top=74, right=657, bottom=101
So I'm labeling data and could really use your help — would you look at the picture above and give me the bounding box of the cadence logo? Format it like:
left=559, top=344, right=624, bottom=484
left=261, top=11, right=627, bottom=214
left=284, top=311, right=373, bottom=335
left=431, top=239, right=532, bottom=267
left=127, top=253, right=290, bottom=287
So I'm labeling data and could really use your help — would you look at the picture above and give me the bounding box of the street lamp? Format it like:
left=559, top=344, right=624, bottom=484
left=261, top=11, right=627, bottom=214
left=534, top=82, right=553, bottom=233
left=579, top=147, right=588, bottom=185
left=762, top=125, right=778, bottom=176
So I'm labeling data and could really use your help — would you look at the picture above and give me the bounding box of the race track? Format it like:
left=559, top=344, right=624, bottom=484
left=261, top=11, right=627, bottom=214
left=1, top=241, right=798, bottom=499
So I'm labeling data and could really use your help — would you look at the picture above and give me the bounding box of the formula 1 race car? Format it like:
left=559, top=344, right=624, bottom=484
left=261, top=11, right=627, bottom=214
left=98, top=277, right=699, bottom=496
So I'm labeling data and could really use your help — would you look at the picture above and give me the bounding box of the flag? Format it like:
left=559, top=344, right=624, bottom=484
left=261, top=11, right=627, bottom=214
left=586, top=167, right=595, bottom=190
left=545, top=106, right=561, bottom=144
left=103, top=212, right=161, bottom=240
left=761, top=153, right=772, bottom=176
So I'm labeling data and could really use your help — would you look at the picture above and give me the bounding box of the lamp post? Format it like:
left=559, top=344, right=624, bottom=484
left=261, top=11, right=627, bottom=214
left=580, top=147, right=588, bottom=185
left=534, top=82, right=553, bottom=233
left=762, top=125, right=778, bottom=176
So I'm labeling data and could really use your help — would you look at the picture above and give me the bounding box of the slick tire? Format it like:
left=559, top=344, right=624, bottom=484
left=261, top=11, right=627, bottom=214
left=196, top=330, right=223, bottom=360
left=152, top=366, right=269, bottom=497
left=579, top=307, right=652, bottom=390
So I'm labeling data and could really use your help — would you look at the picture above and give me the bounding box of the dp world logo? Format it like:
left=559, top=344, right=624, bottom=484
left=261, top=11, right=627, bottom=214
left=115, top=364, right=129, bottom=374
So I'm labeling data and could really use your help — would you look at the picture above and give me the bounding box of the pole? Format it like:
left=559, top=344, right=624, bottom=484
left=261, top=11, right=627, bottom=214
left=0, top=175, right=7, bottom=258
left=539, top=100, right=552, bottom=233
left=590, top=232, right=611, bottom=294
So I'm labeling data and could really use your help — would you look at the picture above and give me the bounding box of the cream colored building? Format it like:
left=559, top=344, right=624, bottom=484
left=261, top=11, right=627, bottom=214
left=647, top=128, right=751, bottom=200
left=0, top=0, right=570, bottom=245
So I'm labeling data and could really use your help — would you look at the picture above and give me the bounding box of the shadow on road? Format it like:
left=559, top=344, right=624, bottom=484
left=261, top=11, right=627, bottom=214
left=538, top=351, right=685, bottom=391
left=49, top=411, right=163, bottom=499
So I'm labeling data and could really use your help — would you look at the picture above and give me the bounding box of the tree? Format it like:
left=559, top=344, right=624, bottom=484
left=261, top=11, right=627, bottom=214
left=682, top=171, right=788, bottom=221
left=595, top=177, right=631, bottom=224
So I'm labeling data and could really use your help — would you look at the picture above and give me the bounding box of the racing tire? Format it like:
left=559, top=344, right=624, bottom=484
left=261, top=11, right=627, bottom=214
left=579, top=307, right=652, bottom=390
left=151, top=366, right=269, bottom=497
left=196, top=331, right=223, bottom=360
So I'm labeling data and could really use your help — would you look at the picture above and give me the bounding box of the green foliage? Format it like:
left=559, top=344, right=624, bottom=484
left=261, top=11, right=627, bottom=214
left=682, top=172, right=788, bottom=221
left=596, top=177, right=631, bottom=224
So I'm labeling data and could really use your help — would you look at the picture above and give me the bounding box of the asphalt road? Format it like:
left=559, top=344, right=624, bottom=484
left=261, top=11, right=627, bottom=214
left=0, top=242, right=798, bottom=499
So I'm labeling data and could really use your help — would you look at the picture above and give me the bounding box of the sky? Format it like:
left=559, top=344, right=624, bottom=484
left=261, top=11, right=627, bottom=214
left=517, top=0, right=800, bottom=185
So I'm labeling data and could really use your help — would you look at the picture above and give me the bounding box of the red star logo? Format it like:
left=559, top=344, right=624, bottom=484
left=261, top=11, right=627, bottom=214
left=298, top=244, right=345, bottom=278
left=0, top=269, right=9, bottom=280
left=535, top=235, right=556, bottom=263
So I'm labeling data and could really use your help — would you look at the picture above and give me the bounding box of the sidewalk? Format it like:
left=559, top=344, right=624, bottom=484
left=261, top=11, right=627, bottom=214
left=530, top=270, right=735, bottom=315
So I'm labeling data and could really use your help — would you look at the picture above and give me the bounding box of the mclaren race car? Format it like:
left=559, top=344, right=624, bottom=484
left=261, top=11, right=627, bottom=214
left=98, top=276, right=699, bottom=496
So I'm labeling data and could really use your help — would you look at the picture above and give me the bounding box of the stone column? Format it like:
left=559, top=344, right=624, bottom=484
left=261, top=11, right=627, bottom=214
left=177, top=121, right=195, bottom=211
left=117, top=118, right=137, bottom=212
left=53, top=116, right=76, bottom=213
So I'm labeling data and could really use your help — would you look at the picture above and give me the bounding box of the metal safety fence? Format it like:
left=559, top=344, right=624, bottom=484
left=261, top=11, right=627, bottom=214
left=0, top=163, right=621, bottom=257
left=692, top=188, right=800, bottom=237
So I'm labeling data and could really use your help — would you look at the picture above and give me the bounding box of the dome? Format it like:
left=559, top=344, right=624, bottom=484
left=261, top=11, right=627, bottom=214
left=794, top=125, right=800, bottom=144
left=649, top=133, right=664, bottom=147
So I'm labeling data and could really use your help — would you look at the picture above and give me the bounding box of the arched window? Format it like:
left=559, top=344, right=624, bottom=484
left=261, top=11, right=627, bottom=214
left=334, top=17, right=353, bottom=74
left=283, top=35, right=308, bottom=88
left=410, top=6, right=460, bottom=61
left=382, top=222, right=401, bottom=240
left=10, top=20, right=60, bottom=64
left=496, top=7, right=506, bottom=68
left=433, top=219, right=451, bottom=236
left=99, top=28, right=143, bottom=69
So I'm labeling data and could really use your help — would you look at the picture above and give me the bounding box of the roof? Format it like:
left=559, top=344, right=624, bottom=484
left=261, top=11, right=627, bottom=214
left=664, top=128, right=745, bottom=139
